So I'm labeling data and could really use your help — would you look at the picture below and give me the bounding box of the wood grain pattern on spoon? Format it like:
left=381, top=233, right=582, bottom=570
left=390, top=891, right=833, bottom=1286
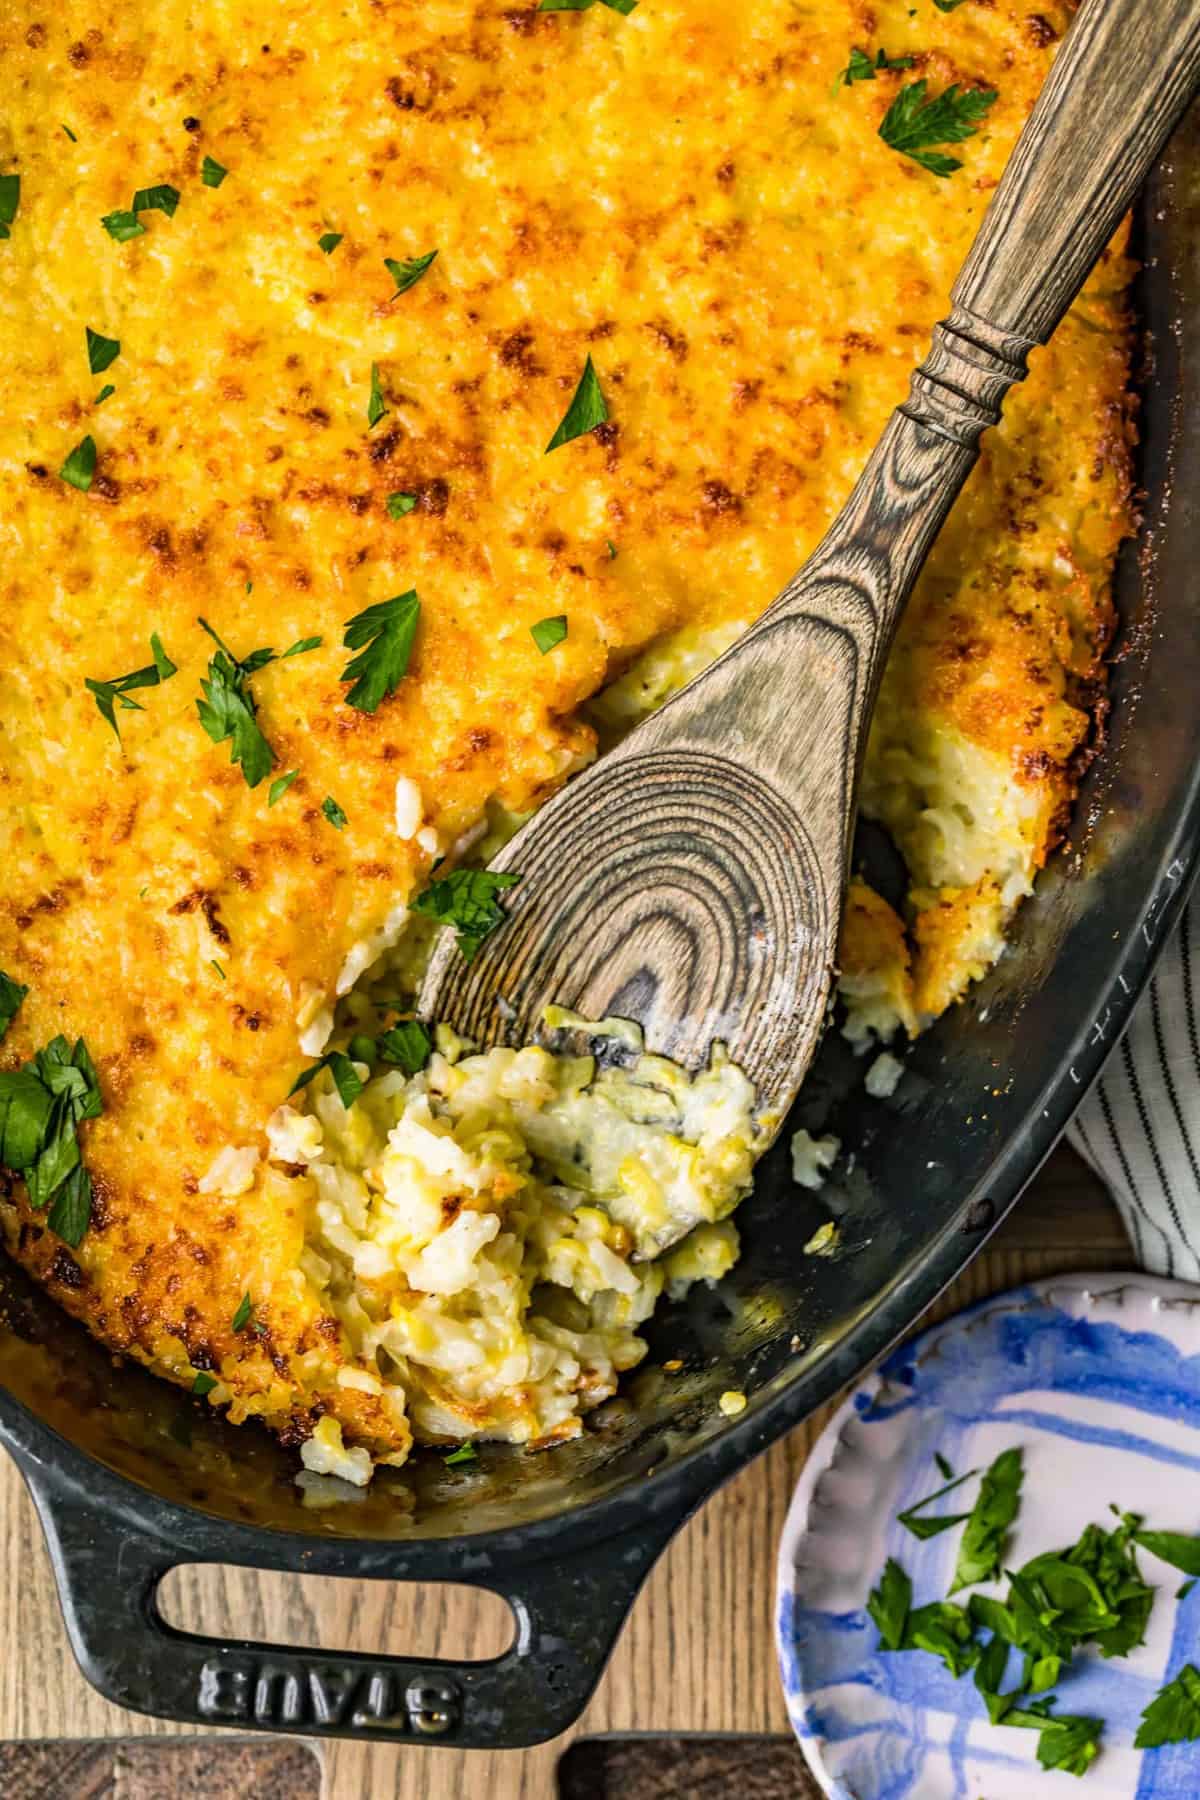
left=423, top=0, right=1200, bottom=1139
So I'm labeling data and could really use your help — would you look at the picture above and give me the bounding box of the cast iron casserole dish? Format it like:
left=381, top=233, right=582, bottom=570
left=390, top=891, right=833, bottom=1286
left=1, top=119, right=1199, bottom=1754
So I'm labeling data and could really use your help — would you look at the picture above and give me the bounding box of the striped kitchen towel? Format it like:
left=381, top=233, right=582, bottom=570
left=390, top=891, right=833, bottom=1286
left=1068, top=897, right=1200, bottom=1279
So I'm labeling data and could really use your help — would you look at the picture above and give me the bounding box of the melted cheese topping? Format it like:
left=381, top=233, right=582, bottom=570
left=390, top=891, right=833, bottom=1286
left=0, top=0, right=1132, bottom=1468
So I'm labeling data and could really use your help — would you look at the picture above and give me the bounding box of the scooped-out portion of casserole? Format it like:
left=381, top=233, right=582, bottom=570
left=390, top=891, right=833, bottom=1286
left=0, top=0, right=1134, bottom=1483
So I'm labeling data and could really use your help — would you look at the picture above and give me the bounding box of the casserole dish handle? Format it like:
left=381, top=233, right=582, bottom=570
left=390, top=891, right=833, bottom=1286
left=17, top=1449, right=686, bottom=1748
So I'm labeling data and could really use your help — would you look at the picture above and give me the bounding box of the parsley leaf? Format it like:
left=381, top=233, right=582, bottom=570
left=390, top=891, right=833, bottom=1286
left=901, top=1601, right=977, bottom=1677
left=444, top=1443, right=477, bottom=1466
left=933, top=0, right=970, bottom=10
left=935, top=1452, right=955, bottom=1480
left=387, top=491, right=417, bottom=518
left=384, top=250, right=438, bottom=295
left=867, top=1556, right=911, bottom=1651
left=231, top=1292, right=253, bottom=1333
left=897, top=1468, right=978, bottom=1540
left=60, top=435, right=97, bottom=492
left=0, top=973, right=28, bottom=1043
left=0, top=1035, right=103, bottom=1243
left=47, top=1165, right=93, bottom=1248
left=1007, top=1703, right=1104, bottom=1777
left=322, top=795, right=348, bottom=831
left=0, top=172, right=20, bottom=240
left=318, top=230, right=342, bottom=254
left=201, top=155, right=228, bottom=188
left=86, top=635, right=178, bottom=739
left=546, top=354, right=608, bottom=452
left=1136, top=1663, right=1200, bottom=1748
left=86, top=326, right=120, bottom=374
left=531, top=615, right=568, bottom=654
left=951, top=1447, right=1022, bottom=1591
left=375, top=1019, right=432, bottom=1075
left=62, top=124, right=78, bottom=142
left=412, top=868, right=520, bottom=962
left=195, top=618, right=278, bottom=788
left=878, top=80, right=997, bottom=178
left=131, top=182, right=180, bottom=217
left=288, top=1049, right=364, bottom=1110
left=539, top=0, right=638, bottom=12
left=1132, top=1525, right=1200, bottom=1578
left=367, top=361, right=388, bottom=428
left=95, top=385, right=116, bottom=406
left=838, top=46, right=915, bottom=88
left=101, top=209, right=146, bottom=242
left=283, top=636, right=322, bottom=658
left=340, top=591, right=421, bottom=714
left=268, top=771, right=299, bottom=806
left=192, top=1371, right=218, bottom=1396
left=0, top=1070, right=56, bottom=1174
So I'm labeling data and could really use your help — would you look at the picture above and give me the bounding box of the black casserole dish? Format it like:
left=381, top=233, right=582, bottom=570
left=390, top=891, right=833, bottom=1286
left=1, top=123, right=1199, bottom=1752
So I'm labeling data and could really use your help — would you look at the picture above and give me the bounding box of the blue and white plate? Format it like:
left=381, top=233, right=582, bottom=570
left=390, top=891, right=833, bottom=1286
left=776, top=1275, right=1200, bottom=1798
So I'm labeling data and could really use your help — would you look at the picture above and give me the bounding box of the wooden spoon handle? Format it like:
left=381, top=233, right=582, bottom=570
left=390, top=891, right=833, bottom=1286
left=767, top=0, right=1200, bottom=676
left=955, top=0, right=1200, bottom=349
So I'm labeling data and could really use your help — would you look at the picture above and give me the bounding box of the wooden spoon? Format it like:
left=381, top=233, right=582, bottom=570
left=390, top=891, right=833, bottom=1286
left=423, top=0, right=1200, bottom=1200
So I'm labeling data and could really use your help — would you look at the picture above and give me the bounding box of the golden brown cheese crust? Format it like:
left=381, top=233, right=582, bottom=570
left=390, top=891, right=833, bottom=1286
left=0, top=0, right=1132, bottom=1456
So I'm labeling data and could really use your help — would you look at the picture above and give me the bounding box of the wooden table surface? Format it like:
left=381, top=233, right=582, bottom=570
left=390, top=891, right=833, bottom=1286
left=0, top=1144, right=1135, bottom=1800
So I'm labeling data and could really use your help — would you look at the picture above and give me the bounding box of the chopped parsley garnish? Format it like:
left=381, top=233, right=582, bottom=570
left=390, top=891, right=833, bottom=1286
left=0, top=173, right=20, bottom=240
left=531, top=615, right=568, bottom=654
left=101, top=210, right=146, bottom=242
left=412, top=868, right=520, bottom=962
left=283, top=635, right=323, bottom=658
left=317, top=231, right=342, bottom=254
left=838, top=46, right=914, bottom=87
left=131, top=182, right=181, bottom=217
left=0, top=1032, right=103, bottom=1246
left=935, top=1452, right=955, bottom=1480
left=865, top=1457, right=1198, bottom=1775
left=367, top=361, right=388, bottom=428
left=606, top=538, right=618, bottom=559
left=192, top=1371, right=218, bottom=1397
left=288, top=1049, right=364, bottom=1110
left=444, top=1443, right=478, bottom=1466
left=384, top=250, right=438, bottom=295
left=86, top=633, right=178, bottom=739
left=951, top=1446, right=1022, bottom=1590
left=210, top=959, right=226, bottom=980
left=59, top=435, right=97, bottom=492
left=231, top=1292, right=253, bottom=1333
left=62, top=124, right=78, bottom=142
left=201, top=155, right=228, bottom=188
left=933, top=0, right=970, bottom=10
left=0, top=972, right=27, bottom=1043
left=546, top=354, right=608, bottom=452
left=95, top=385, right=116, bottom=406
left=340, top=590, right=421, bottom=714
left=1136, top=1663, right=1200, bottom=1748
left=878, top=79, right=997, bottom=178
left=86, top=328, right=120, bottom=375
left=375, top=1018, right=432, bottom=1075
left=387, top=491, right=417, bottom=518
left=322, top=795, right=348, bottom=831
left=268, top=770, right=299, bottom=806
left=538, top=0, right=638, bottom=13
left=195, top=618, right=280, bottom=789
left=897, top=1467, right=978, bottom=1540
